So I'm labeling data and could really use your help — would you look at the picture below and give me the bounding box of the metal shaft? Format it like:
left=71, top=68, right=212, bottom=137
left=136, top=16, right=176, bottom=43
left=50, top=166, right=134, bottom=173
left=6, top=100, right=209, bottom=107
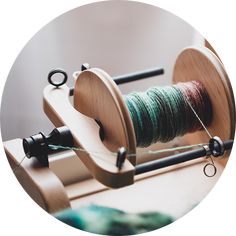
left=135, top=140, right=233, bottom=175
left=113, top=67, right=164, bottom=85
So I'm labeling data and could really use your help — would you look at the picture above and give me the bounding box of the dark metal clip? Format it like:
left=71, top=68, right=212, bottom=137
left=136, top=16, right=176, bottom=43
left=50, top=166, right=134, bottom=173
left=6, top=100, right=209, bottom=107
left=209, top=136, right=225, bottom=157
left=116, top=147, right=127, bottom=170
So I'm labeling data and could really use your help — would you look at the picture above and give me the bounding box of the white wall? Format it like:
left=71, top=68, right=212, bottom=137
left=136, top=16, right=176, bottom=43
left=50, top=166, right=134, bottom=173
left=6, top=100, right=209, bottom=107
left=1, top=1, right=203, bottom=141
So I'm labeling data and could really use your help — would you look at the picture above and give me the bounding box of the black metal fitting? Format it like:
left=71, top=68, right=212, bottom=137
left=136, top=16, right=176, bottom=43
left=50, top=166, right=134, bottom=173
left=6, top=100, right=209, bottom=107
left=209, top=136, right=225, bottom=157
left=95, top=119, right=105, bottom=141
left=116, top=147, right=127, bottom=170
left=81, top=63, right=90, bottom=71
left=22, top=126, right=73, bottom=167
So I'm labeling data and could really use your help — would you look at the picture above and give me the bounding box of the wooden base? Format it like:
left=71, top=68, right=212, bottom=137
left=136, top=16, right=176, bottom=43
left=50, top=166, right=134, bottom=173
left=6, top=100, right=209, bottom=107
left=4, top=138, right=225, bottom=215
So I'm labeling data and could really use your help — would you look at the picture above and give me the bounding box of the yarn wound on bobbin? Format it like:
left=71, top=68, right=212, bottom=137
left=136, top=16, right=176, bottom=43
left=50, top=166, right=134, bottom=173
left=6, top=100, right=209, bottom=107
left=124, top=81, right=212, bottom=147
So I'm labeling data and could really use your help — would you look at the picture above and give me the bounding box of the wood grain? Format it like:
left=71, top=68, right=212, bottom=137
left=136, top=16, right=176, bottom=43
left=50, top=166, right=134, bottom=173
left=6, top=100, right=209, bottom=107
left=74, top=68, right=136, bottom=164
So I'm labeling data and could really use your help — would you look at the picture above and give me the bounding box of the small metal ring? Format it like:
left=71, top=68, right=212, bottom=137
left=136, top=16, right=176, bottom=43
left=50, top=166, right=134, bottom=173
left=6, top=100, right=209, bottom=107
left=48, top=69, right=68, bottom=87
left=209, top=136, right=225, bottom=157
left=203, top=163, right=217, bottom=177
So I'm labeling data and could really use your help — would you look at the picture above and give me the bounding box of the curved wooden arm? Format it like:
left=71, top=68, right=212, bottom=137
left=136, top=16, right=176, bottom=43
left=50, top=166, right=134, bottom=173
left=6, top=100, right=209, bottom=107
left=4, top=139, right=71, bottom=213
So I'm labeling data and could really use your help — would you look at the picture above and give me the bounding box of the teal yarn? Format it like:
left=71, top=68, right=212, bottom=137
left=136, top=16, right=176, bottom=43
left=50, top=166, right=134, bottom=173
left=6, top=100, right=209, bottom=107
left=124, top=81, right=212, bottom=147
left=54, top=204, right=174, bottom=235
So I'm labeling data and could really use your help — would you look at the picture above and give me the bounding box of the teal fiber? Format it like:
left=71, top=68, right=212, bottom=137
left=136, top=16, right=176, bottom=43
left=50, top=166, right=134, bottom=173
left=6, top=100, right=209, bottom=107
left=54, top=204, right=174, bottom=235
left=124, top=82, right=211, bottom=147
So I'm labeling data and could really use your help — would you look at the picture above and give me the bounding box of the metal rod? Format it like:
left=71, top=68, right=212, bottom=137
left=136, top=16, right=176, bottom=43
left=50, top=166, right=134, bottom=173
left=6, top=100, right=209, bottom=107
left=135, top=140, right=233, bottom=175
left=69, top=67, right=164, bottom=96
left=113, top=67, right=164, bottom=85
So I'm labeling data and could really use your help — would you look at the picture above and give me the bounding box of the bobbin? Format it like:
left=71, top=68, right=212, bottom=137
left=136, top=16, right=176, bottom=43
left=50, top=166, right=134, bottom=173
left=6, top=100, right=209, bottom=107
left=173, top=46, right=235, bottom=146
left=43, top=46, right=235, bottom=188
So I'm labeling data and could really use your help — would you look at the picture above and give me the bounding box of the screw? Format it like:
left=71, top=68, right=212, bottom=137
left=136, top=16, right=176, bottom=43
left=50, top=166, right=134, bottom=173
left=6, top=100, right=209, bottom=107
left=81, top=63, right=90, bottom=71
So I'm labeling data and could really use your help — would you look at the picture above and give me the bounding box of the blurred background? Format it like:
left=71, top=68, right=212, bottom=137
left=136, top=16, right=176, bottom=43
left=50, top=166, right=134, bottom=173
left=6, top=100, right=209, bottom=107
left=0, top=0, right=204, bottom=141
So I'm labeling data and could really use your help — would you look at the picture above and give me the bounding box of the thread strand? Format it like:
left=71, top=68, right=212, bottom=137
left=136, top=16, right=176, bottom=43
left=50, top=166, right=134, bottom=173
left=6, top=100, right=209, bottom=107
left=49, top=143, right=207, bottom=158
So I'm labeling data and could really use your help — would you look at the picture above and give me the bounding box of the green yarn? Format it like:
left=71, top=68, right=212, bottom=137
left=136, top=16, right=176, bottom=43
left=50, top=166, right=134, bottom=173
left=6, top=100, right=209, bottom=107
left=124, top=81, right=212, bottom=147
left=54, top=204, right=174, bottom=235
